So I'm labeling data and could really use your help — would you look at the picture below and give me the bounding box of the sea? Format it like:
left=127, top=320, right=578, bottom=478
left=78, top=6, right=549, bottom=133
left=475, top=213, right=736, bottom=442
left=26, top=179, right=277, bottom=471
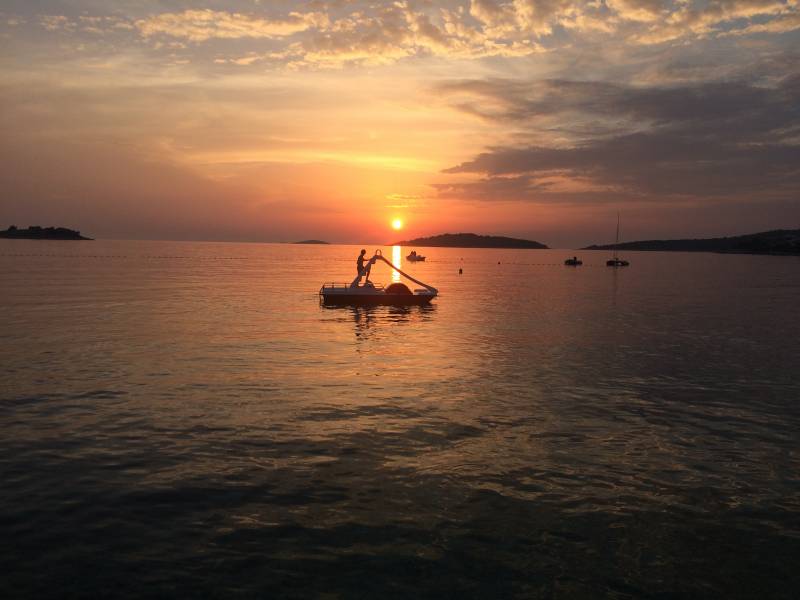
left=1, top=239, right=799, bottom=599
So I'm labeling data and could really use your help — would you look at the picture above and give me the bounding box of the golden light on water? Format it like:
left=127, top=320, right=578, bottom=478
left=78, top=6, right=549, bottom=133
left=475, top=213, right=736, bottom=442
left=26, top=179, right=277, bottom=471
left=391, top=218, right=403, bottom=231
left=392, top=245, right=401, bottom=282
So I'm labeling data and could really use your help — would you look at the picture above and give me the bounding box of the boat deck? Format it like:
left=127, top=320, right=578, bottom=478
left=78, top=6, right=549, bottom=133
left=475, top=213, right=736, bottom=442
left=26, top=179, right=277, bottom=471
left=320, top=282, right=435, bottom=306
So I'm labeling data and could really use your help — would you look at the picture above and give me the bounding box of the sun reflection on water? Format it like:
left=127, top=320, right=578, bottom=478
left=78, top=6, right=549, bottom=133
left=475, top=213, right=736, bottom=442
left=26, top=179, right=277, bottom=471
left=392, top=245, right=401, bottom=282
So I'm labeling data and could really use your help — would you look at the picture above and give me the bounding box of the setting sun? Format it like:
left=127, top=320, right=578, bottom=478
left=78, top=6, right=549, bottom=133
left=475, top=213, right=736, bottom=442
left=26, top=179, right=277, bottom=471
left=391, top=218, right=403, bottom=230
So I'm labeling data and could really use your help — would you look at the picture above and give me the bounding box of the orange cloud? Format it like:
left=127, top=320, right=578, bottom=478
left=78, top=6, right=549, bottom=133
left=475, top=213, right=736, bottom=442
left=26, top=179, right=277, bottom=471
left=135, top=9, right=326, bottom=42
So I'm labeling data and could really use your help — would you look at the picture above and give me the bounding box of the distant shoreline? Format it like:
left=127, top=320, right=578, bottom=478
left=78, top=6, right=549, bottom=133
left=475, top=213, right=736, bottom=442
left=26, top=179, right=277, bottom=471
left=583, top=248, right=800, bottom=256
left=582, top=228, right=800, bottom=255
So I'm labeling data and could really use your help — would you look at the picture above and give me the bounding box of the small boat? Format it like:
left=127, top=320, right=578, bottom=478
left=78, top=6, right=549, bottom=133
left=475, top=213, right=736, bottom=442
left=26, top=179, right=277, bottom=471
left=564, top=257, right=582, bottom=266
left=606, top=213, right=630, bottom=267
left=320, top=250, right=437, bottom=306
left=406, top=250, right=426, bottom=262
left=606, top=258, right=629, bottom=267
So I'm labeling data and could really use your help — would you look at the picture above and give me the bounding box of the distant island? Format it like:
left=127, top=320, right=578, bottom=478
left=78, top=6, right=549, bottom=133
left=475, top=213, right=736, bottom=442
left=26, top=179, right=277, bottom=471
left=394, top=233, right=548, bottom=249
left=583, top=228, right=800, bottom=255
left=0, top=225, right=92, bottom=240
left=293, top=239, right=329, bottom=244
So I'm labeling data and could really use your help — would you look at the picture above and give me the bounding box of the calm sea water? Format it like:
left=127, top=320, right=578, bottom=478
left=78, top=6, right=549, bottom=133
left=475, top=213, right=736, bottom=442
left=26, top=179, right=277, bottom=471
left=2, top=239, right=799, bottom=599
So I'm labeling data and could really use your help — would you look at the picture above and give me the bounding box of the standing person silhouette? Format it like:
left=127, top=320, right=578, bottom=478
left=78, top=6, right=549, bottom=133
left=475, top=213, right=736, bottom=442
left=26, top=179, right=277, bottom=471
left=351, top=249, right=371, bottom=287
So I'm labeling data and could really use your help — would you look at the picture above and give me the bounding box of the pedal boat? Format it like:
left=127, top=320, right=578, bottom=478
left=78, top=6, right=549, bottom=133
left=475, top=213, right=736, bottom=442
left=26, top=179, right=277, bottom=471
left=320, top=281, right=436, bottom=305
left=320, top=250, right=438, bottom=306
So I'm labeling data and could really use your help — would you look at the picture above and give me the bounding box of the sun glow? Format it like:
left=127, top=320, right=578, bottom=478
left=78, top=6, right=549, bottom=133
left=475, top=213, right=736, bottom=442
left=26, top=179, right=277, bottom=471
left=391, top=218, right=403, bottom=230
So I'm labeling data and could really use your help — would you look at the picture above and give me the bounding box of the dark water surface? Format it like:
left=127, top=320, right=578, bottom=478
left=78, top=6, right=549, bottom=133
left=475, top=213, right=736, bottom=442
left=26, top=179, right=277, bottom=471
left=2, top=240, right=800, bottom=599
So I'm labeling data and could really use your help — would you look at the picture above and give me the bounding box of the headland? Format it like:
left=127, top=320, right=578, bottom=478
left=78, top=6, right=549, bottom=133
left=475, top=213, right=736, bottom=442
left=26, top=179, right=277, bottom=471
left=394, top=232, right=548, bottom=249
left=1, top=226, right=92, bottom=240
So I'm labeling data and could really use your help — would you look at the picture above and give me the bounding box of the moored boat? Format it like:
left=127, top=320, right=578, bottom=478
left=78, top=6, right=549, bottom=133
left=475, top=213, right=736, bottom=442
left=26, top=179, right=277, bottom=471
left=606, top=213, right=630, bottom=267
left=406, top=250, right=426, bottom=261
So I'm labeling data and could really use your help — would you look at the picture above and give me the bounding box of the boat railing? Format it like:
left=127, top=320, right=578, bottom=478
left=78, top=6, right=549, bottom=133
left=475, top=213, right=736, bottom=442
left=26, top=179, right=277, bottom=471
left=320, top=282, right=385, bottom=290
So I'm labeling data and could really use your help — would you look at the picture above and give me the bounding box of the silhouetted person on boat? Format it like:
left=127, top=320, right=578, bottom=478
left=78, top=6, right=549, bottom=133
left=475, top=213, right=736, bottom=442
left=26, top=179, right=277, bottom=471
left=351, top=249, right=373, bottom=287
left=357, top=249, right=366, bottom=274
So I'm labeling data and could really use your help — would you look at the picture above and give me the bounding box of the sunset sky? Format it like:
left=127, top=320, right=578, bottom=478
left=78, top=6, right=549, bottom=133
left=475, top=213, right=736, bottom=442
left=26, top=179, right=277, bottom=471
left=1, top=0, right=799, bottom=247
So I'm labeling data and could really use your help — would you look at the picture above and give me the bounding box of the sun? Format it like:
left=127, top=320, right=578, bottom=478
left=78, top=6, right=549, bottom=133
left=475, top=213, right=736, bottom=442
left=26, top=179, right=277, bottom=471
left=391, top=218, right=403, bottom=231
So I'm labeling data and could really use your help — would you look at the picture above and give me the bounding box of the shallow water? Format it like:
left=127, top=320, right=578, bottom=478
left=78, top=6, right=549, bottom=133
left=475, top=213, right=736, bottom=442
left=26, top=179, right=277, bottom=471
left=2, top=240, right=800, bottom=598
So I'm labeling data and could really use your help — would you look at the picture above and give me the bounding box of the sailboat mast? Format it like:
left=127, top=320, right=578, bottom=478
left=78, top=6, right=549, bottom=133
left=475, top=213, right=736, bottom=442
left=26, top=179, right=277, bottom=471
left=614, top=213, right=620, bottom=260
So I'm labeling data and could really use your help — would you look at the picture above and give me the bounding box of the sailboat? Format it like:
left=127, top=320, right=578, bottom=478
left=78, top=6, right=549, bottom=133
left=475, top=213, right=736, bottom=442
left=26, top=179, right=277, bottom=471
left=606, top=213, right=630, bottom=267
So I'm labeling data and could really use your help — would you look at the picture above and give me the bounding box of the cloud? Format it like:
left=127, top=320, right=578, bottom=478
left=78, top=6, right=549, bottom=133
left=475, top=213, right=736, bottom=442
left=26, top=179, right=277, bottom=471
left=40, top=15, right=75, bottom=32
left=469, top=0, right=519, bottom=33
left=469, top=0, right=604, bottom=36
left=627, top=0, right=798, bottom=43
left=437, top=72, right=800, bottom=202
left=135, top=9, right=326, bottom=42
left=513, top=0, right=584, bottom=34
left=476, top=0, right=800, bottom=45
left=220, top=2, right=543, bottom=69
left=466, top=0, right=799, bottom=45
left=722, top=9, right=800, bottom=35
left=26, top=1, right=800, bottom=71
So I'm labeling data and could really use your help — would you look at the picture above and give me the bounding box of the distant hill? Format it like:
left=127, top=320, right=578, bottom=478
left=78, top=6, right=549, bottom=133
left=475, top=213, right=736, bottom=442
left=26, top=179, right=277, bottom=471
left=583, top=229, right=800, bottom=255
left=294, top=239, right=329, bottom=244
left=1, top=225, right=92, bottom=240
left=394, top=233, right=548, bottom=249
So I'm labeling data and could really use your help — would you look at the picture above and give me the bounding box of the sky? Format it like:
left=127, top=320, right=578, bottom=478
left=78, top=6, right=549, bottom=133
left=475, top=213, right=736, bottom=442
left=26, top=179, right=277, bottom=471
left=1, top=0, right=799, bottom=247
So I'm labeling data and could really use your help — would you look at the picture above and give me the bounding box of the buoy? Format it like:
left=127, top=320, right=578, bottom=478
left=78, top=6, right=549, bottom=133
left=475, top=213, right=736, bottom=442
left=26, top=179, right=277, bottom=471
left=458, top=268, right=463, bottom=274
